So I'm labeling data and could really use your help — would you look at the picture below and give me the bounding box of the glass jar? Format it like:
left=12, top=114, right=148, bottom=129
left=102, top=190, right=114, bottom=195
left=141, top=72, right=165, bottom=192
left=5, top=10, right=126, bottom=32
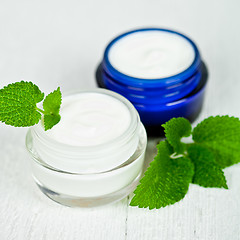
left=96, top=28, right=208, bottom=136
left=26, top=89, right=147, bottom=207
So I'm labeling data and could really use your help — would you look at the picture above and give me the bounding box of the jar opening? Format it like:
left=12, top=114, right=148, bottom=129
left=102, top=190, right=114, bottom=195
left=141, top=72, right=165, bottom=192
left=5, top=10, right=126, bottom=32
left=103, top=28, right=201, bottom=87
left=33, top=89, right=139, bottom=151
left=108, top=30, right=195, bottom=79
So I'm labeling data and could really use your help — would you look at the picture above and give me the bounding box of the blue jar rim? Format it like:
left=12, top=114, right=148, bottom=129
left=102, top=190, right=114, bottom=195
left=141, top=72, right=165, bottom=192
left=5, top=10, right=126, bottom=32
left=103, top=28, right=201, bottom=88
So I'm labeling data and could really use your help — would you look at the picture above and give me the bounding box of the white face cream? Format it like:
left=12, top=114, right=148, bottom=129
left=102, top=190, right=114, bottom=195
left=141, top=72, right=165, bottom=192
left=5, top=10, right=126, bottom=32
left=108, top=30, right=195, bottom=79
left=45, top=93, right=131, bottom=146
left=27, top=89, right=147, bottom=205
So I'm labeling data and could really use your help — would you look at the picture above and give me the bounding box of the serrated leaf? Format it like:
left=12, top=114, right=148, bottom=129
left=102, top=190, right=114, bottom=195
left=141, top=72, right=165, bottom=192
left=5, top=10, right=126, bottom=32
left=188, top=144, right=228, bottom=189
left=162, top=117, right=192, bottom=154
left=43, top=87, right=62, bottom=115
left=44, top=114, right=61, bottom=131
left=43, top=87, right=62, bottom=131
left=192, top=116, right=240, bottom=168
left=130, top=140, right=194, bottom=209
left=0, top=81, right=44, bottom=127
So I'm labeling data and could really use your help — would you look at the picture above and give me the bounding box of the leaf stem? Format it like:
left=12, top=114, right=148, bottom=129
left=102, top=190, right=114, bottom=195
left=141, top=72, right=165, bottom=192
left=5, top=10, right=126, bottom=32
left=36, top=107, right=45, bottom=115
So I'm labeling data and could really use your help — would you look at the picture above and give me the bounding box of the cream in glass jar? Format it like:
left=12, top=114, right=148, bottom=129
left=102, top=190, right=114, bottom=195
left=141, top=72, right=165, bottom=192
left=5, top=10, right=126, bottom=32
left=26, top=89, right=147, bottom=207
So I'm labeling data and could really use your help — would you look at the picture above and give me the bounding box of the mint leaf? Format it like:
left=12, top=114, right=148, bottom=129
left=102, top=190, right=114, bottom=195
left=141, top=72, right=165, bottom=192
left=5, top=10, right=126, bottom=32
left=130, top=116, right=240, bottom=210
left=43, top=87, right=62, bottom=131
left=162, top=117, right=192, bottom=154
left=0, top=81, right=62, bottom=130
left=0, top=81, right=44, bottom=127
left=192, top=116, right=240, bottom=168
left=130, top=141, right=194, bottom=209
left=188, top=144, right=228, bottom=189
left=43, top=87, right=61, bottom=115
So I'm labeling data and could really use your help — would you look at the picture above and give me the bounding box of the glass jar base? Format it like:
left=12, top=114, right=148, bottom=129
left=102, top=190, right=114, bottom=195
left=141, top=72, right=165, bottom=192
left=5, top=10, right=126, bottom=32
left=33, top=171, right=142, bottom=208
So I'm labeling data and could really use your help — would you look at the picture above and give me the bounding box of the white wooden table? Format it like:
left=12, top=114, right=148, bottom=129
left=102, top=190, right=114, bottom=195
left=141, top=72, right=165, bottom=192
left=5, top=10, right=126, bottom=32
left=0, top=0, right=240, bottom=239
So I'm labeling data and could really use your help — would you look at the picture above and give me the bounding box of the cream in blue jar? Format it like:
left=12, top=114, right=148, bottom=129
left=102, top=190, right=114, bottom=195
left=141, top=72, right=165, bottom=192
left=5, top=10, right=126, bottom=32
left=96, top=28, right=208, bottom=136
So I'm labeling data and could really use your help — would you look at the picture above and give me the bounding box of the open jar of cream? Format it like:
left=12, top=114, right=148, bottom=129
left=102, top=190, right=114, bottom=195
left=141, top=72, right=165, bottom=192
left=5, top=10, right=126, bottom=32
left=96, top=28, right=208, bottom=135
left=26, top=89, right=147, bottom=207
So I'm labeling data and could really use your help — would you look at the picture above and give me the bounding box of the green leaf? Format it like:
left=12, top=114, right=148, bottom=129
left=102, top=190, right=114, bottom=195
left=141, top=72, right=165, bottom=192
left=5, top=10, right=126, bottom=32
left=130, top=140, right=194, bottom=209
left=162, top=117, right=192, bottom=154
left=0, top=81, right=44, bottom=127
left=188, top=144, right=228, bottom=189
left=43, top=87, right=62, bottom=115
left=43, top=87, right=62, bottom=130
left=192, top=116, right=240, bottom=168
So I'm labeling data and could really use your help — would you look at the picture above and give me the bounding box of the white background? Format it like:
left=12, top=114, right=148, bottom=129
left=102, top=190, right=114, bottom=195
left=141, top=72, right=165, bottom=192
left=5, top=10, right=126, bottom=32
left=0, top=0, right=240, bottom=239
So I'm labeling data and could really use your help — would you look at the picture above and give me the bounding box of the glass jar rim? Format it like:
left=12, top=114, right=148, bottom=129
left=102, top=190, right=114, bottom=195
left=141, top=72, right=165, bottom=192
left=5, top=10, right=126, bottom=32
left=32, top=88, right=140, bottom=153
left=103, top=28, right=201, bottom=87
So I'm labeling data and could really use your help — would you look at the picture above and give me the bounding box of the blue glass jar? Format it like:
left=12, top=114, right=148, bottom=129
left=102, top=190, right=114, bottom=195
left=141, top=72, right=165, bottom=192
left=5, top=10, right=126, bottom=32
left=96, top=28, right=208, bottom=135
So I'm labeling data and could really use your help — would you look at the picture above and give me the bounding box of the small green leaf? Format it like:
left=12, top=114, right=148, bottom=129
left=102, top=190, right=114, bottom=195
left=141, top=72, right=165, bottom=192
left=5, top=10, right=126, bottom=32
left=192, top=116, right=240, bottom=168
left=43, top=87, right=62, bottom=115
left=188, top=144, right=228, bottom=189
left=0, top=81, right=44, bottom=127
left=43, top=87, right=62, bottom=131
left=162, top=117, right=192, bottom=154
left=130, top=140, right=194, bottom=209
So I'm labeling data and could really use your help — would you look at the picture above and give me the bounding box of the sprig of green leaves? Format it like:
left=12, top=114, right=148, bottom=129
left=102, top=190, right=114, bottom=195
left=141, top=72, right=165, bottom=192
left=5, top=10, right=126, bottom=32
left=130, top=116, right=240, bottom=209
left=0, top=81, right=62, bottom=130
